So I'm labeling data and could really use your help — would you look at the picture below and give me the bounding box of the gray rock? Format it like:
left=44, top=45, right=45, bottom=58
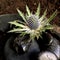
left=4, top=37, right=40, bottom=60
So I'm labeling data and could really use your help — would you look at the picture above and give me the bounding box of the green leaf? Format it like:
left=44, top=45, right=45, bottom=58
left=47, top=10, right=57, bottom=23
left=36, top=34, right=39, bottom=40
left=14, top=20, right=25, bottom=24
left=35, top=3, right=40, bottom=17
left=25, top=13, right=29, bottom=19
left=44, top=25, right=53, bottom=30
left=30, top=34, right=35, bottom=41
left=42, top=25, right=53, bottom=32
left=39, top=9, right=47, bottom=22
left=26, top=5, right=31, bottom=16
left=20, top=32, right=27, bottom=37
left=8, top=21, right=25, bottom=28
left=8, top=28, right=27, bottom=32
left=17, top=8, right=26, bottom=23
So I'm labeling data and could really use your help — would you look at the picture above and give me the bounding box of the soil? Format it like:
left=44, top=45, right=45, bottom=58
left=0, top=0, right=60, bottom=25
left=0, top=0, right=60, bottom=60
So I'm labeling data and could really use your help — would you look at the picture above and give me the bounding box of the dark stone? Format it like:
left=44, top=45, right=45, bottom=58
left=0, top=14, right=22, bottom=32
left=4, top=36, right=40, bottom=60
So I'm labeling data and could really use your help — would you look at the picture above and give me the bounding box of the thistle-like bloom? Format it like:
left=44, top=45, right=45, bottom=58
left=9, top=3, right=57, bottom=41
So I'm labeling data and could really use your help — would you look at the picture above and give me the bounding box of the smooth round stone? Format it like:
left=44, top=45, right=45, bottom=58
left=38, top=51, right=57, bottom=60
left=4, top=37, right=40, bottom=60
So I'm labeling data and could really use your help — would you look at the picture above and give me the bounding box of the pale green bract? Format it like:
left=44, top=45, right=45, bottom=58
left=8, top=3, right=57, bottom=41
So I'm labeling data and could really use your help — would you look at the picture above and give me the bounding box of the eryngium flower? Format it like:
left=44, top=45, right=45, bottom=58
left=8, top=3, right=57, bottom=40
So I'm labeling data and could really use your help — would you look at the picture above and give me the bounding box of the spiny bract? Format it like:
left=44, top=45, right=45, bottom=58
left=8, top=3, right=57, bottom=41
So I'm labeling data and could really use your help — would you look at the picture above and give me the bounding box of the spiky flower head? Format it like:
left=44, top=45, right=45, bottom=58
left=8, top=3, right=57, bottom=41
